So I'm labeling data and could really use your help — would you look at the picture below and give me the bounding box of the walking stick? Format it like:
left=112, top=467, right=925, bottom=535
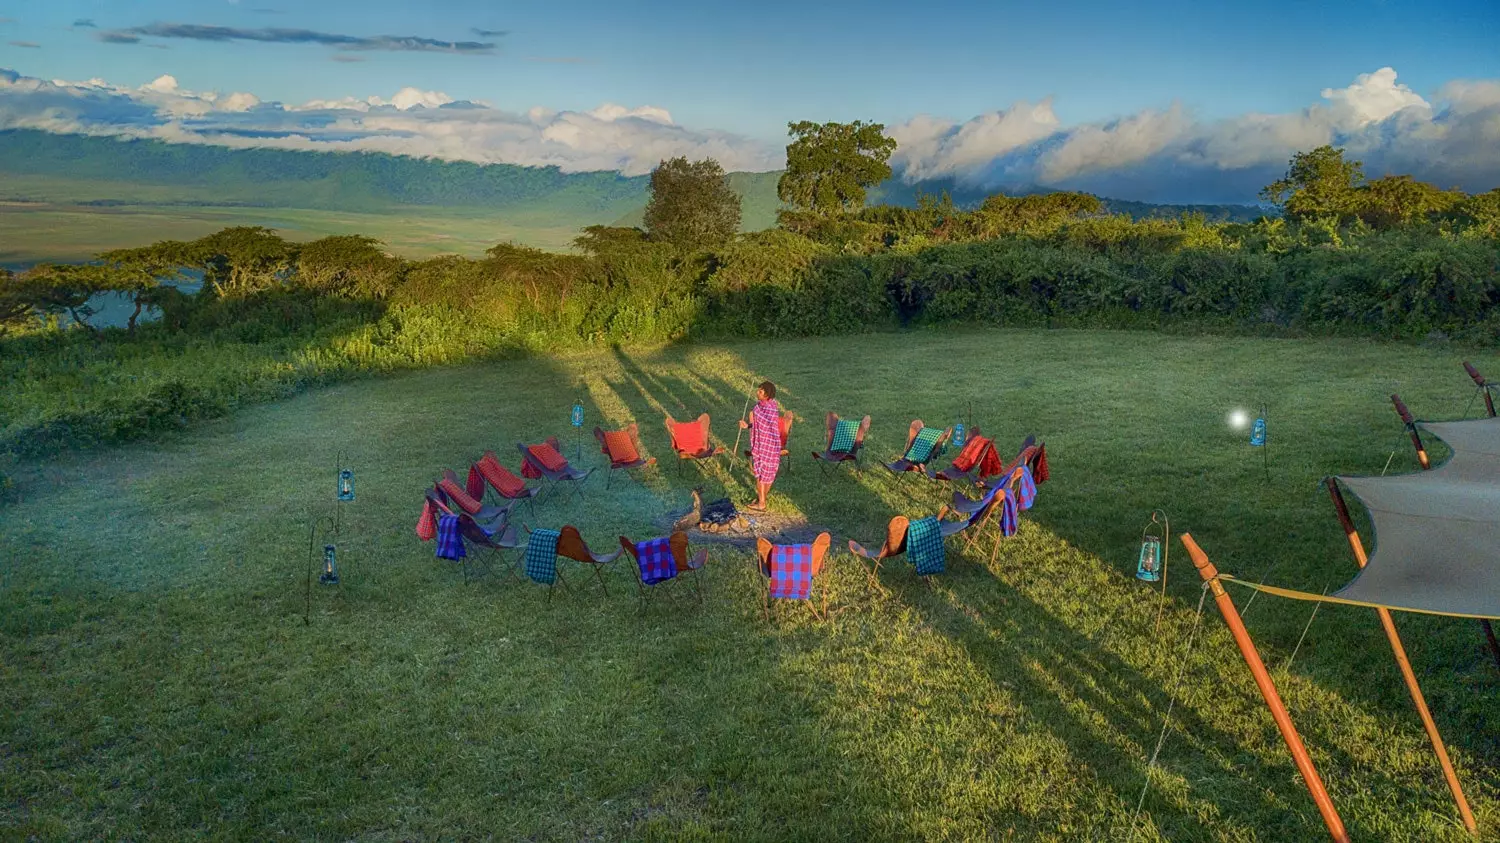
left=730, top=378, right=756, bottom=463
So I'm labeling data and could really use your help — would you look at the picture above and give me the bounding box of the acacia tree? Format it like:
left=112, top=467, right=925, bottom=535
left=97, top=241, right=194, bottom=333
left=643, top=157, right=742, bottom=251
left=777, top=120, right=898, bottom=216
left=1260, top=146, right=1365, bottom=221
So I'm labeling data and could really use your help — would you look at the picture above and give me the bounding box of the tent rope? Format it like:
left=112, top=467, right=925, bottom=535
left=1280, top=584, right=1330, bottom=677
left=1126, top=581, right=1211, bottom=842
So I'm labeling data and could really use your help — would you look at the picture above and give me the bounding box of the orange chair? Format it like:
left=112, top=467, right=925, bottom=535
left=470, top=450, right=540, bottom=513
left=847, top=515, right=910, bottom=590
left=553, top=524, right=624, bottom=595
left=664, top=413, right=725, bottom=475
left=756, top=532, right=833, bottom=621
left=594, top=423, right=656, bottom=487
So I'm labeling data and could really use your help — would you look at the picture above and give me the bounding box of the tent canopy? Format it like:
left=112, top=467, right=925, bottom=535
left=1226, top=416, right=1500, bottom=619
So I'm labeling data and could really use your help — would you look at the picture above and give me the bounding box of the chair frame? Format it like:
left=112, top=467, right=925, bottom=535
left=473, top=450, right=540, bottom=514
left=848, top=515, right=909, bottom=591
left=554, top=524, right=624, bottom=596
left=757, top=532, right=833, bottom=621
left=885, top=419, right=953, bottom=478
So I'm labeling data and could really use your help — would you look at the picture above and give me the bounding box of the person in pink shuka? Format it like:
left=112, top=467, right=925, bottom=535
left=738, top=380, right=785, bottom=512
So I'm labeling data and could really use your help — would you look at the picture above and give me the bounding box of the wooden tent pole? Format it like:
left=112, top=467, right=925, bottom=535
left=1390, top=393, right=1500, bottom=672
left=1326, top=480, right=1478, bottom=835
left=1179, top=534, right=1349, bottom=843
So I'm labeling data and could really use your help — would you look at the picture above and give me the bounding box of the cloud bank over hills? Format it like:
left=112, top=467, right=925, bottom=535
left=1, top=65, right=1496, bottom=202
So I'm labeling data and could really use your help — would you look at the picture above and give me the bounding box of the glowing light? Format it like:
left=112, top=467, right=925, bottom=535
left=1228, top=409, right=1250, bottom=430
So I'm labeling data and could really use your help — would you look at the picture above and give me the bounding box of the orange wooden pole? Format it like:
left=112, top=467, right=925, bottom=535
left=1327, top=480, right=1478, bottom=835
left=1180, top=533, right=1349, bottom=843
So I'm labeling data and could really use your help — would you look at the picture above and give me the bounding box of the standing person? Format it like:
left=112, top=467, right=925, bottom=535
left=738, top=380, right=784, bottom=512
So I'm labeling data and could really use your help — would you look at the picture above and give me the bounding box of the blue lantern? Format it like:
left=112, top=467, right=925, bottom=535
left=1250, top=415, right=1267, bottom=447
left=1136, top=535, right=1162, bottom=582
left=320, top=544, right=340, bottom=585
left=570, top=400, right=584, bottom=428
left=953, top=421, right=967, bottom=448
left=337, top=468, right=355, bottom=502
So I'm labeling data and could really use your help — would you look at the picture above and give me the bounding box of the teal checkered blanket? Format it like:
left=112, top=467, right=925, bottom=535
left=904, top=426, right=944, bottom=463
left=830, top=418, right=859, bottom=453
left=907, top=516, right=945, bottom=575
left=524, top=528, right=561, bottom=585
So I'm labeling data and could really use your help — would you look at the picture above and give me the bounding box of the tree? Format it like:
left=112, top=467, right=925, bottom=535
left=9, top=264, right=117, bottom=335
left=97, top=241, right=194, bottom=333
left=1259, top=146, right=1364, bottom=221
left=777, top=120, right=898, bottom=216
left=193, top=226, right=296, bottom=297
left=643, top=157, right=742, bottom=251
left=295, top=235, right=405, bottom=298
left=0, top=269, right=35, bottom=337
left=1353, top=175, right=1465, bottom=228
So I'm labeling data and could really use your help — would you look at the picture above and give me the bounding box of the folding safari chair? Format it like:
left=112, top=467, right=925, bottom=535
left=471, top=450, right=540, bottom=514
left=936, top=465, right=1032, bottom=565
left=594, top=424, right=656, bottom=488
left=421, top=489, right=515, bottom=584
left=456, top=508, right=522, bottom=584
left=518, top=438, right=594, bottom=502
left=812, top=413, right=871, bottom=474
left=664, top=413, right=725, bottom=475
left=756, top=532, right=833, bottom=621
left=436, top=471, right=510, bottom=523
left=619, top=530, right=710, bottom=607
left=744, top=412, right=796, bottom=476
left=553, top=524, right=624, bottom=596
left=933, top=434, right=1041, bottom=485
left=848, top=515, right=909, bottom=589
left=885, top=419, right=952, bottom=477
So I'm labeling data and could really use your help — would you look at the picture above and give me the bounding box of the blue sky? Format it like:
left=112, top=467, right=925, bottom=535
left=6, top=0, right=1498, bottom=140
left=2, top=0, right=1499, bottom=200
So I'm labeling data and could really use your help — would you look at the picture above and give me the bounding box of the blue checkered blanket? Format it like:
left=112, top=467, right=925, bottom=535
left=436, top=514, right=466, bottom=561
left=907, top=516, right=945, bottom=575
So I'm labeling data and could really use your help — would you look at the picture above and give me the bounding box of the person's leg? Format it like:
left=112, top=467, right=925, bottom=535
left=756, top=480, right=769, bottom=509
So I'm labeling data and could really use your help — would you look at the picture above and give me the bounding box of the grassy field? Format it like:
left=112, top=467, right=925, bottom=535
left=2, top=328, right=1498, bottom=840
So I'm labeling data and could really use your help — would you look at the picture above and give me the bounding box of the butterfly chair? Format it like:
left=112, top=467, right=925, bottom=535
left=848, top=515, right=909, bottom=589
left=885, top=420, right=952, bottom=477
left=756, top=533, right=834, bottom=621
left=552, top=524, right=623, bottom=596
left=594, top=424, right=656, bottom=488
left=471, top=450, right=541, bottom=513
left=619, top=531, right=710, bottom=608
left=664, top=413, right=725, bottom=475
left=437, top=471, right=511, bottom=522
left=517, top=438, right=594, bottom=502
left=456, top=508, right=522, bottom=585
left=812, top=413, right=871, bottom=474
left=518, top=524, right=572, bottom=603
left=744, top=412, right=796, bottom=476
left=931, top=434, right=1036, bottom=485
left=421, top=490, right=516, bottom=584
left=937, top=465, right=1033, bottom=565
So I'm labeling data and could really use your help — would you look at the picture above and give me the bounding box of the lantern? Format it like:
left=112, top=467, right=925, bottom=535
left=319, top=543, right=340, bottom=585
left=337, top=467, right=355, bottom=502
left=1136, top=536, right=1162, bottom=582
left=570, top=400, right=584, bottom=428
left=1250, top=415, right=1267, bottom=447
left=953, top=421, right=967, bottom=449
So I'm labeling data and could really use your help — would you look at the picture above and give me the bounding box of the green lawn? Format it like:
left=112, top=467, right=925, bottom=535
left=2, top=328, right=1498, bottom=840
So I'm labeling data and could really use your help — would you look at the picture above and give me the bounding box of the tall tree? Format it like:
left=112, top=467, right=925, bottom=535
left=778, top=120, right=898, bottom=216
left=643, top=157, right=742, bottom=251
left=1354, top=175, right=1465, bottom=228
left=1259, top=146, right=1365, bottom=221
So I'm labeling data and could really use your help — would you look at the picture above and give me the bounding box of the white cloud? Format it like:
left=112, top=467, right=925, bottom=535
left=1, top=65, right=1497, bottom=199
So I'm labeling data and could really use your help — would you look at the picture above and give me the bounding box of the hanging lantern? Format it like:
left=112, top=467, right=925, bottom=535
left=1136, top=535, right=1162, bottom=582
left=319, top=543, right=340, bottom=585
left=1250, top=414, right=1267, bottom=447
left=337, top=467, right=355, bottom=502
left=953, top=421, right=967, bottom=448
left=570, top=399, right=584, bottom=428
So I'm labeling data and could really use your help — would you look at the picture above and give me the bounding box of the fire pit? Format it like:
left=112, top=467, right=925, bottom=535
left=658, top=489, right=831, bottom=548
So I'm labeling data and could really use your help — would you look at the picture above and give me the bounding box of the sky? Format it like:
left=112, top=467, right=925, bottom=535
left=2, top=0, right=1499, bottom=202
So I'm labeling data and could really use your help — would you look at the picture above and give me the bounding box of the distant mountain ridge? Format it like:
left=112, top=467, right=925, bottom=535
left=0, top=129, right=1268, bottom=233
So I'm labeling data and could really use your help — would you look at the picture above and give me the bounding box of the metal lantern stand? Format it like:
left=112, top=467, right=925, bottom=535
left=1136, top=509, right=1170, bottom=630
left=303, top=452, right=354, bottom=624
left=1249, top=403, right=1269, bottom=481
left=571, top=398, right=585, bottom=462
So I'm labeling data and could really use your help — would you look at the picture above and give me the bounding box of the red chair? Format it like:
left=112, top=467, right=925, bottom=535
left=470, top=451, right=540, bottom=513
left=517, top=438, right=594, bottom=502
left=664, top=413, right=725, bottom=475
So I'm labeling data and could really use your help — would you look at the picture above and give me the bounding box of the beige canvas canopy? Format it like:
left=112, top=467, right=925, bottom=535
left=1225, top=416, right=1500, bottom=619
